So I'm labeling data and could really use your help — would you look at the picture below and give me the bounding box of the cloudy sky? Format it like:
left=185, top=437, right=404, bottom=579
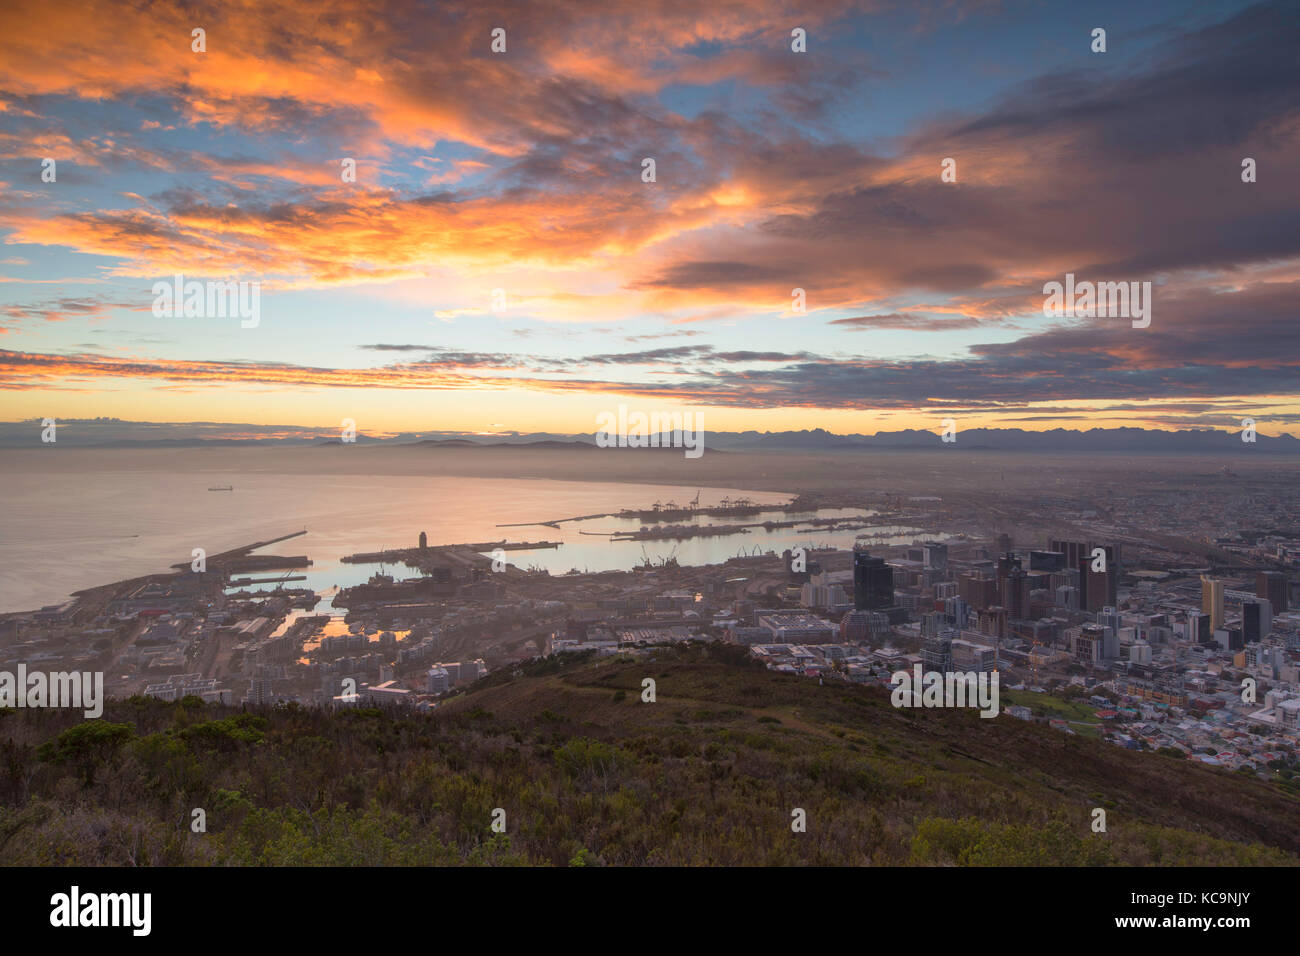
left=0, top=0, right=1297, bottom=438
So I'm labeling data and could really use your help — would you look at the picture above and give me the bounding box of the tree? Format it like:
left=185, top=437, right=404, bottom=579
left=37, top=722, right=134, bottom=785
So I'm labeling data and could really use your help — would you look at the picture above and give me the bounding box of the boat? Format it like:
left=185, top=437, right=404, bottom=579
left=208, top=485, right=234, bottom=491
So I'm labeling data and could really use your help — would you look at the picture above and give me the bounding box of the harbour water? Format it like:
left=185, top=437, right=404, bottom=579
left=0, top=465, right=931, bottom=612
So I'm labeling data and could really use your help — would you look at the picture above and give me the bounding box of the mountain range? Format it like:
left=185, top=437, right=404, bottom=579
left=3, top=420, right=1298, bottom=452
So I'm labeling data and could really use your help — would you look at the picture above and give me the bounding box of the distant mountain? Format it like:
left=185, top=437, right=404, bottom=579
left=700, top=426, right=1300, bottom=453
left=1, top=420, right=1296, bottom=452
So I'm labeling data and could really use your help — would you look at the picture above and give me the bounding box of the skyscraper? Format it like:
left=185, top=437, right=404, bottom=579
left=997, top=552, right=1022, bottom=580
left=853, top=551, right=894, bottom=611
left=1243, top=598, right=1272, bottom=644
left=1256, top=571, right=1288, bottom=613
left=1050, top=540, right=1119, bottom=612
left=1001, top=568, right=1031, bottom=620
left=1029, top=550, right=1066, bottom=572
left=959, top=572, right=997, bottom=609
left=1187, top=610, right=1212, bottom=644
left=1073, top=544, right=1117, bottom=613
left=1201, top=576, right=1224, bottom=632
left=922, top=543, right=948, bottom=571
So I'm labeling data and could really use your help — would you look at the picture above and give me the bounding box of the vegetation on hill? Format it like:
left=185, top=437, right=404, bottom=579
left=0, top=643, right=1295, bottom=865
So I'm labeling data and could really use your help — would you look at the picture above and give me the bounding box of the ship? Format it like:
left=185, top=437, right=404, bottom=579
left=207, top=485, right=234, bottom=491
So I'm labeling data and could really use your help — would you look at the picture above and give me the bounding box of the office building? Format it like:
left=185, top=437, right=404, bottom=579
left=1050, top=539, right=1119, bottom=614
left=922, top=543, right=949, bottom=571
left=1055, top=585, right=1079, bottom=611
left=1187, top=610, right=1212, bottom=644
left=951, top=638, right=997, bottom=674
left=1001, top=568, right=1031, bottom=620
left=1257, top=571, right=1288, bottom=613
left=853, top=551, right=894, bottom=611
left=426, top=666, right=451, bottom=694
left=1201, top=576, right=1224, bottom=632
left=922, top=629, right=953, bottom=673
left=1070, top=624, right=1107, bottom=664
left=1079, top=546, right=1117, bottom=614
left=1243, top=598, right=1272, bottom=644
left=1029, top=550, right=1066, bottom=572
left=840, top=610, right=890, bottom=643
left=959, top=573, right=998, bottom=609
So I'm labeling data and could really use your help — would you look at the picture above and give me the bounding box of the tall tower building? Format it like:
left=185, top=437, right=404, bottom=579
left=959, top=572, right=997, bottom=609
left=1001, top=568, right=1031, bottom=620
left=1243, top=598, right=1272, bottom=644
left=922, top=543, right=949, bottom=571
left=997, top=552, right=1022, bottom=581
left=853, top=551, right=894, bottom=611
left=1069, top=544, right=1118, bottom=614
left=1201, top=576, right=1224, bottom=632
left=1256, top=571, right=1288, bottom=613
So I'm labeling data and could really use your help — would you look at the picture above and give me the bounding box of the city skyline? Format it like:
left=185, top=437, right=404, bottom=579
left=2, top=0, right=1298, bottom=435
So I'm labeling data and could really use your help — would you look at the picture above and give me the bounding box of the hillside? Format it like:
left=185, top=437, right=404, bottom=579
left=0, top=643, right=1296, bottom=866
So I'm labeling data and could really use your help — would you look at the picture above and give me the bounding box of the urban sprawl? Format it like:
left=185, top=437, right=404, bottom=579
left=5, top=488, right=1300, bottom=782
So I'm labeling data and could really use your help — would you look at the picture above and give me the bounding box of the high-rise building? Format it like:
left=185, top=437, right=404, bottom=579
left=1098, top=606, right=1122, bottom=636
left=1077, top=546, right=1117, bottom=613
left=840, top=610, right=890, bottom=643
left=1055, top=584, right=1079, bottom=610
left=959, top=572, right=997, bottom=609
left=1243, top=598, right=1273, bottom=644
left=1070, top=624, right=1107, bottom=663
left=922, top=629, right=953, bottom=673
left=944, top=595, right=972, bottom=630
left=419, top=531, right=428, bottom=550
left=1001, top=568, right=1031, bottom=620
left=1029, top=550, right=1066, bottom=572
left=951, top=639, right=997, bottom=674
left=426, top=666, right=451, bottom=694
left=853, top=551, right=894, bottom=611
left=1201, top=576, right=1225, bottom=632
left=997, top=552, right=1022, bottom=581
left=1050, top=540, right=1119, bottom=614
left=1214, top=627, right=1244, bottom=653
left=1257, top=571, right=1288, bottom=613
left=247, top=676, right=275, bottom=706
left=1187, top=610, right=1212, bottom=644
left=922, top=543, right=949, bottom=571
left=977, top=606, right=1007, bottom=640
left=1049, top=539, right=1088, bottom=569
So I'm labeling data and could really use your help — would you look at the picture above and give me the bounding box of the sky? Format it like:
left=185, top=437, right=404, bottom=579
left=0, top=0, right=1298, bottom=439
